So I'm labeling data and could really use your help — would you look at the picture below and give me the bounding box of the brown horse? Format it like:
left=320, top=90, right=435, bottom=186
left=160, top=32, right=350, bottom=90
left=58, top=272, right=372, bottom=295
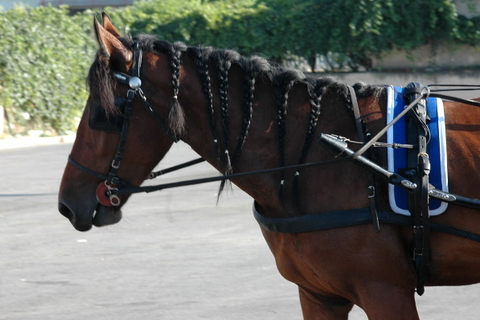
left=59, top=14, right=480, bottom=319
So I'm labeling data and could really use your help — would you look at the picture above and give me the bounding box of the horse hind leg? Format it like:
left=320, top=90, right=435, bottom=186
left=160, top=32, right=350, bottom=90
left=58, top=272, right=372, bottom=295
left=354, top=284, right=420, bottom=320
left=298, top=287, right=354, bottom=320
left=298, top=285, right=420, bottom=320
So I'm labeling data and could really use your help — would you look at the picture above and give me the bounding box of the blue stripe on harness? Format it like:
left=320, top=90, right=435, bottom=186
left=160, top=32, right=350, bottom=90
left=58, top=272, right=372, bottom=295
left=387, top=86, right=449, bottom=216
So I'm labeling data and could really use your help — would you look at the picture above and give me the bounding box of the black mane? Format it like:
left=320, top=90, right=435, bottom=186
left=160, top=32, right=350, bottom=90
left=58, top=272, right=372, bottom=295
left=87, top=34, right=383, bottom=198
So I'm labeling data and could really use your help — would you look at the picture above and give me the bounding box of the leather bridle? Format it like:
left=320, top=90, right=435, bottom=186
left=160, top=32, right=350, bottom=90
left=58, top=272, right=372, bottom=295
left=68, top=41, right=180, bottom=207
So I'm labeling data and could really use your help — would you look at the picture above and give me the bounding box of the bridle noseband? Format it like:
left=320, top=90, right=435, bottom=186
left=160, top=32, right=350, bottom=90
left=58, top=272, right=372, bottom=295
left=68, top=41, right=178, bottom=207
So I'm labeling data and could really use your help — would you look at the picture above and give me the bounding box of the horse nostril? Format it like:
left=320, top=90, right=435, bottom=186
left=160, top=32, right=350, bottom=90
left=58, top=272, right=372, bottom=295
left=57, top=198, right=94, bottom=231
left=58, top=202, right=73, bottom=220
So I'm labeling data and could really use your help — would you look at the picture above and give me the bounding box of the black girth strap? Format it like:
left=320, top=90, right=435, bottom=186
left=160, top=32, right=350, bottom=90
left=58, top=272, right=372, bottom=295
left=253, top=201, right=480, bottom=243
left=253, top=202, right=412, bottom=233
left=348, top=85, right=380, bottom=232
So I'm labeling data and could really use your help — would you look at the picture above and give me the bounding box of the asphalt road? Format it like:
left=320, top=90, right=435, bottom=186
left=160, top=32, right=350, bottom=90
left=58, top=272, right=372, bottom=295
left=1, top=141, right=479, bottom=319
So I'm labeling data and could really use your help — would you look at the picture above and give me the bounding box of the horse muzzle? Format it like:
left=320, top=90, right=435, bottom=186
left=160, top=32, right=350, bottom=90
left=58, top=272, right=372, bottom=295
left=58, top=187, right=123, bottom=231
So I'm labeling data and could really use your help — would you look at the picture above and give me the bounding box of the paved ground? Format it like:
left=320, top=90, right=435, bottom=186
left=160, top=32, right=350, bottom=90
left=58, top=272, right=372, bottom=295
left=0, top=141, right=479, bottom=319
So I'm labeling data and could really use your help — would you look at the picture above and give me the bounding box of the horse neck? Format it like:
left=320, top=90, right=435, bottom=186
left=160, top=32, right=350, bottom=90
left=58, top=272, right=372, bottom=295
left=176, top=53, right=252, bottom=169
left=171, top=53, right=372, bottom=217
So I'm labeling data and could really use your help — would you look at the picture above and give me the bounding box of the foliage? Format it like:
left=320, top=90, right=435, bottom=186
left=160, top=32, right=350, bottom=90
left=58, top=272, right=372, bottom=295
left=116, top=0, right=479, bottom=71
left=0, top=6, right=95, bottom=135
left=1, top=0, right=479, bottom=134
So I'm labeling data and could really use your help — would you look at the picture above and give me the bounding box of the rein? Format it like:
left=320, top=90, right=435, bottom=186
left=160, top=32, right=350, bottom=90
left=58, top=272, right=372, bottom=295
left=113, top=157, right=351, bottom=196
left=68, top=41, right=480, bottom=263
left=130, top=84, right=479, bottom=198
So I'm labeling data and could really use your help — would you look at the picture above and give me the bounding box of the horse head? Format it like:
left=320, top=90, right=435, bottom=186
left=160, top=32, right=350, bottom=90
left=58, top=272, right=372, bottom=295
left=58, top=13, right=176, bottom=231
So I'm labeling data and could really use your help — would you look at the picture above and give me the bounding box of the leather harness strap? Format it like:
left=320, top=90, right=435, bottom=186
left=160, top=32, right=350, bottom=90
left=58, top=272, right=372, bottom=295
left=404, top=82, right=432, bottom=296
left=348, top=85, right=380, bottom=232
left=349, top=83, right=432, bottom=295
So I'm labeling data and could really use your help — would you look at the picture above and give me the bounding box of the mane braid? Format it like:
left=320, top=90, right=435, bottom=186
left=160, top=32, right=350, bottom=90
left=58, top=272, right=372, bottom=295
left=187, top=46, right=222, bottom=168
left=292, top=77, right=335, bottom=208
left=273, top=68, right=306, bottom=197
left=232, top=56, right=271, bottom=163
left=142, top=37, right=188, bottom=137
left=167, top=42, right=187, bottom=137
left=212, top=50, right=240, bottom=170
left=297, top=77, right=335, bottom=166
left=211, top=50, right=240, bottom=195
left=298, top=79, right=323, bottom=164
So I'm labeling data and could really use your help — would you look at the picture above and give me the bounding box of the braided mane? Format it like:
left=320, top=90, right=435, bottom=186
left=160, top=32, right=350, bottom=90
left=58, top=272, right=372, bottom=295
left=87, top=34, right=383, bottom=197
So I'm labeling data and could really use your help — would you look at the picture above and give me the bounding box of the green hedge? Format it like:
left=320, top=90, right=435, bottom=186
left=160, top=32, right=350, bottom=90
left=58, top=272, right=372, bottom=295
left=1, top=0, right=479, bottom=134
left=117, top=0, right=478, bottom=70
left=0, top=6, right=95, bottom=135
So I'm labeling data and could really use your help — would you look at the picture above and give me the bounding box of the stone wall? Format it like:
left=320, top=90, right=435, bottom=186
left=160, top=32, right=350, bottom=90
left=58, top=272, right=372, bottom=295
left=372, top=45, right=480, bottom=71
left=455, top=0, right=480, bottom=18
left=372, top=1, right=480, bottom=70
left=320, top=69, right=480, bottom=99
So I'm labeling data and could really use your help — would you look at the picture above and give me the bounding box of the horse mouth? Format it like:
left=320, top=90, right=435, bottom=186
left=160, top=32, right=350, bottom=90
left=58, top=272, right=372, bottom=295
left=93, top=204, right=123, bottom=228
left=58, top=201, right=122, bottom=231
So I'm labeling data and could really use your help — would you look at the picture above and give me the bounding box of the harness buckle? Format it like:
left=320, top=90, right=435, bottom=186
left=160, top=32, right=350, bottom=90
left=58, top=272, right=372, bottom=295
left=148, top=172, right=157, bottom=179
left=111, top=159, right=120, bottom=169
left=137, top=88, right=147, bottom=101
left=109, top=194, right=121, bottom=206
left=367, top=185, right=375, bottom=198
left=127, top=89, right=136, bottom=102
left=105, top=185, right=121, bottom=207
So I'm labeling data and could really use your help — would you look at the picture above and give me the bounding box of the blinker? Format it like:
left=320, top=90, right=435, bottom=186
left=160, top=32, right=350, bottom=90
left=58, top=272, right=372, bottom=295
left=88, top=97, right=126, bottom=134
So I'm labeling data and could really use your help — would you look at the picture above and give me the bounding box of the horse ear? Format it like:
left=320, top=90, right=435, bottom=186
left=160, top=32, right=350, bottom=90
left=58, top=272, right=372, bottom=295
left=93, top=15, right=132, bottom=65
left=102, top=12, right=122, bottom=37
